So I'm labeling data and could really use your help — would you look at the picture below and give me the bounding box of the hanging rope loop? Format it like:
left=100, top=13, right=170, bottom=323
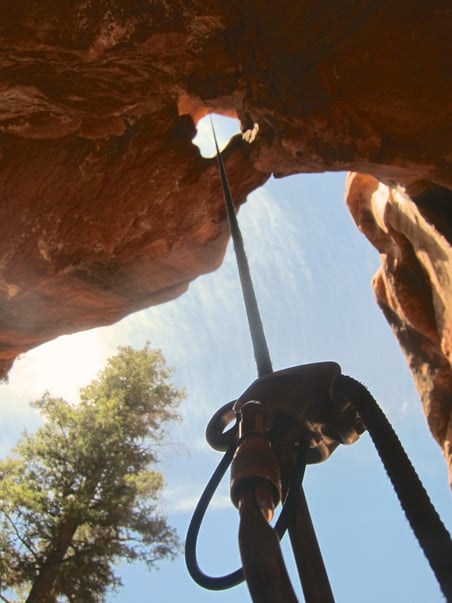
left=186, top=365, right=452, bottom=601
left=186, top=361, right=363, bottom=598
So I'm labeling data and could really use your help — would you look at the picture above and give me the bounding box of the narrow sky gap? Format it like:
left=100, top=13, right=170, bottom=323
left=192, top=114, right=241, bottom=157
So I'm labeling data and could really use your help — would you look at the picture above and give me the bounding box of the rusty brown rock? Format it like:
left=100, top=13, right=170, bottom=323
left=346, top=173, right=452, bottom=482
left=0, top=122, right=269, bottom=375
left=0, top=1, right=451, bottom=472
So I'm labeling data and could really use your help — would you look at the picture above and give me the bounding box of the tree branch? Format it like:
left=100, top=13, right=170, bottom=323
left=0, top=592, right=12, bottom=603
left=3, top=511, right=39, bottom=561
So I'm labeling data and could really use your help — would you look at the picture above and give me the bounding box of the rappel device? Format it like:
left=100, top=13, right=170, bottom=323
left=185, top=119, right=452, bottom=602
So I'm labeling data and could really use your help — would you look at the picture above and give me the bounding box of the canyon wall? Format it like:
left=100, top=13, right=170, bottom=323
left=0, top=1, right=450, bottom=476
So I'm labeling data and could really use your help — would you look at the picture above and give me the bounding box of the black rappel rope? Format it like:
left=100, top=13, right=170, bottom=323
left=185, top=119, right=333, bottom=597
left=185, top=119, right=452, bottom=602
left=209, top=120, right=334, bottom=598
left=209, top=117, right=272, bottom=378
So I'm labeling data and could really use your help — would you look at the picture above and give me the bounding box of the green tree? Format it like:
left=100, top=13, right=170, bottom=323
left=0, top=344, right=184, bottom=603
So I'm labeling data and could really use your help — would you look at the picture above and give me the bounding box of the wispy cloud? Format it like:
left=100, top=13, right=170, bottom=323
left=164, top=483, right=231, bottom=514
left=396, top=396, right=423, bottom=420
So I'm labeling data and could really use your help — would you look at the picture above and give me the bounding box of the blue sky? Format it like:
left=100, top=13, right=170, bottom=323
left=0, top=116, right=450, bottom=602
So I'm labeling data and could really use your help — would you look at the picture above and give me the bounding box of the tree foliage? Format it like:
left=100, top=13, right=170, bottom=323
left=0, top=344, right=184, bottom=603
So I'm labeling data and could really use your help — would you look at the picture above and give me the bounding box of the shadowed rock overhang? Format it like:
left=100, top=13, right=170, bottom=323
left=0, top=1, right=450, bottom=479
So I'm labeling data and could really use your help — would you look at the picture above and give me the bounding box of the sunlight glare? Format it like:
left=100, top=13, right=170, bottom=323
left=192, top=114, right=241, bottom=158
left=7, top=330, right=109, bottom=404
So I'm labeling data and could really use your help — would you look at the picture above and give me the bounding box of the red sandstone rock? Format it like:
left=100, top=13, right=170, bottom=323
left=0, top=125, right=269, bottom=375
left=346, top=173, right=452, bottom=483
left=0, top=1, right=451, bottom=474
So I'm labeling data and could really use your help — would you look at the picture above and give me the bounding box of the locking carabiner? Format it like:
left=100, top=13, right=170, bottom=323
left=186, top=366, right=452, bottom=602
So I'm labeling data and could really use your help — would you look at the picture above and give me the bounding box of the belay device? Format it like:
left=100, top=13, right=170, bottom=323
left=185, top=120, right=452, bottom=602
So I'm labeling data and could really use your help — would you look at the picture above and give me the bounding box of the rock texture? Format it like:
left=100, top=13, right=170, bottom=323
left=0, top=1, right=451, bottom=475
left=346, top=174, right=452, bottom=483
left=0, top=0, right=273, bottom=375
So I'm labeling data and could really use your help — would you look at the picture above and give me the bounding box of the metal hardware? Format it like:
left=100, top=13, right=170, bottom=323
left=186, top=367, right=452, bottom=601
left=185, top=120, right=452, bottom=602
left=230, top=401, right=282, bottom=521
left=207, top=362, right=365, bottom=464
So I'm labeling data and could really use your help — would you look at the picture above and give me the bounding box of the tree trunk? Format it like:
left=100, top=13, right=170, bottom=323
left=25, top=520, right=78, bottom=603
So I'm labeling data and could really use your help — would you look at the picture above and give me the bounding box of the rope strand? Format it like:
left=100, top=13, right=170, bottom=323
left=210, top=118, right=272, bottom=377
left=337, top=375, right=452, bottom=600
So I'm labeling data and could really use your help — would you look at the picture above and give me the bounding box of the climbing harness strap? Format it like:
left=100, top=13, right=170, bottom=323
left=185, top=121, right=452, bottom=602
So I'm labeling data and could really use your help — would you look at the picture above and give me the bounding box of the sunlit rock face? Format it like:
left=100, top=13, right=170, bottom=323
left=346, top=174, right=452, bottom=483
left=0, top=2, right=450, bottom=473
left=0, top=1, right=272, bottom=376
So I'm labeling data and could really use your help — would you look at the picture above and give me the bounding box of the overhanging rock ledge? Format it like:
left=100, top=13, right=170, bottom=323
left=0, top=1, right=450, bottom=480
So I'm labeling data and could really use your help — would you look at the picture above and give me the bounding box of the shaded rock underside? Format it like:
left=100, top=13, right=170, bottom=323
left=0, top=1, right=451, bottom=477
